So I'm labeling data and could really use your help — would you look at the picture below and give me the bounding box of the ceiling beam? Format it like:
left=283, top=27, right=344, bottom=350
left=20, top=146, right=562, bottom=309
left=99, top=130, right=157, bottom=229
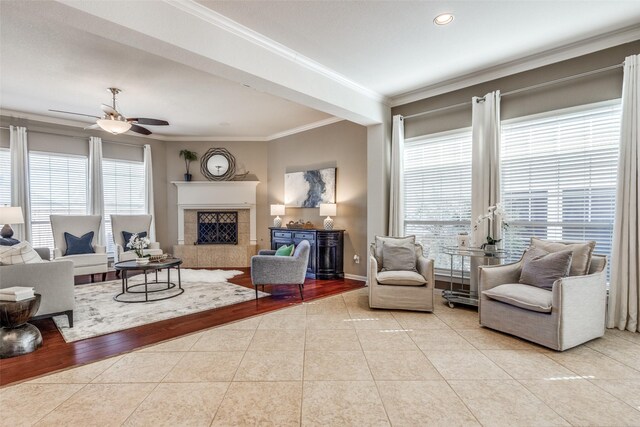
left=47, top=0, right=387, bottom=126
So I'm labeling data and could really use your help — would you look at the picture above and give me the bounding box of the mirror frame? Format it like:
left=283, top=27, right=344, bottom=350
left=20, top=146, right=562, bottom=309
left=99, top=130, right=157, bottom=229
left=200, top=147, right=236, bottom=181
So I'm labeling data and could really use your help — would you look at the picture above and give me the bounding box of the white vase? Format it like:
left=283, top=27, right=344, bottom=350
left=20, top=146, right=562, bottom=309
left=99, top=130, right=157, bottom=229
left=136, top=257, right=149, bottom=265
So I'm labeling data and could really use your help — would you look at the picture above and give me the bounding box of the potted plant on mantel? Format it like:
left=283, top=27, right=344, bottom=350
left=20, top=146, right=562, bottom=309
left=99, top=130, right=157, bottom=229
left=179, top=149, right=198, bottom=182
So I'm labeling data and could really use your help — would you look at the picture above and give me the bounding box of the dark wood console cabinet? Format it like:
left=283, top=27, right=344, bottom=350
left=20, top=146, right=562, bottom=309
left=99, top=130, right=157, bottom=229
left=269, top=227, right=344, bottom=280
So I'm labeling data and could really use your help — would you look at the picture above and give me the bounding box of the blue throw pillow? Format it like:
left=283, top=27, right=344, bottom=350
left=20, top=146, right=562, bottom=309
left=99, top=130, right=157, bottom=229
left=122, top=231, right=148, bottom=251
left=0, top=237, right=20, bottom=246
left=64, top=231, right=95, bottom=255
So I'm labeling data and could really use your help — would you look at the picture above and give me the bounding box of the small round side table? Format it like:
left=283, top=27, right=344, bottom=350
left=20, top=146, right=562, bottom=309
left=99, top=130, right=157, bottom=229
left=0, top=293, right=43, bottom=359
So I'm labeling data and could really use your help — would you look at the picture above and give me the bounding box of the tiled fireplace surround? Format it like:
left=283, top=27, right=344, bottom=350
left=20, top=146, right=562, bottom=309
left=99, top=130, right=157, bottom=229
left=172, top=181, right=259, bottom=268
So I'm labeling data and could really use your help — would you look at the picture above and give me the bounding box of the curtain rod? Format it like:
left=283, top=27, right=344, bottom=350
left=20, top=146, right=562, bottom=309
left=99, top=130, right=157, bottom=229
left=402, top=62, right=624, bottom=121
left=0, top=127, right=144, bottom=149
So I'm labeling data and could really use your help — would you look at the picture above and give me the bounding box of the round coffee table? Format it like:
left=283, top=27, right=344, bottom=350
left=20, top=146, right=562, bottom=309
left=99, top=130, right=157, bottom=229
left=114, top=258, right=183, bottom=303
left=0, top=294, right=43, bottom=358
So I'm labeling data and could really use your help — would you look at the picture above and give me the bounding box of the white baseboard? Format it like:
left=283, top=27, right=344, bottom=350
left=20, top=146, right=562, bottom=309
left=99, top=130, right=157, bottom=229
left=344, top=273, right=367, bottom=282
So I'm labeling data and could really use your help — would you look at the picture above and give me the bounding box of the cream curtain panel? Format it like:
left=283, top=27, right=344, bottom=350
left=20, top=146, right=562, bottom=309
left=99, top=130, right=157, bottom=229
left=88, top=136, right=105, bottom=246
left=470, top=91, right=502, bottom=291
left=388, top=115, right=405, bottom=236
left=607, top=54, right=640, bottom=333
left=144, top=144, right=156, bottom=241
left=9, top=125, right=31, bottom=242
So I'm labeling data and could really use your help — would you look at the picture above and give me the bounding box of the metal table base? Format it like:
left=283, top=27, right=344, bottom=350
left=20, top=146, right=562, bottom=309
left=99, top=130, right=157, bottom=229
left=114, top=264, right=183, bottom=303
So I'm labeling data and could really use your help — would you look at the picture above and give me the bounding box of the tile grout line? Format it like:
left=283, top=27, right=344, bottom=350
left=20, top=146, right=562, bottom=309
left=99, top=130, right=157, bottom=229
left=210, top=319, right=257, bottom=426
left=351, top=292, right=393, bottom=427
left=28, top=382, right=90, bottom=425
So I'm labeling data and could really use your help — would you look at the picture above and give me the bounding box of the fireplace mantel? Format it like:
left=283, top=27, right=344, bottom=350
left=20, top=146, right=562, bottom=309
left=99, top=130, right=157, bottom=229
left=172, top=181, right=260, bottom=245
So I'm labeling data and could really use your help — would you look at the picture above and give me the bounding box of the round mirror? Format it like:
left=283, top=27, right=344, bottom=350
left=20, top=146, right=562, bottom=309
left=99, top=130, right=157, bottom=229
left=201, top=147, right=236, bottom=181
left=207, top=154, right=229, bottom=176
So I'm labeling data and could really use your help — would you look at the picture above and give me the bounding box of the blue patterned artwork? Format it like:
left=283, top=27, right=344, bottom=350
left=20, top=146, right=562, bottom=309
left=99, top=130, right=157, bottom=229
left=284, top=167, right=336, bottom=207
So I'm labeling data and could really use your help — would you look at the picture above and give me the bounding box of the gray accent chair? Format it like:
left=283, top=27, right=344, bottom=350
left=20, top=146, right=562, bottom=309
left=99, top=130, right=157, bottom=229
left=50, top=214, right=108, bottom=282
left=110, top=214, right=162, bottom=264
left=0, top=248, right=75, bottom=326
left=479, top=253, right=607, bottom=351
left=251, top=240, right=310, bottom=300
left=369, top=242, right=435, bottom=312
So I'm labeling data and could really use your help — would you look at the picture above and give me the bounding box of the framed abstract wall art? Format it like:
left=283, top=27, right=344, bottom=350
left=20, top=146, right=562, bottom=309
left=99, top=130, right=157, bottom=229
left=284, top=167, right=336, bottom=207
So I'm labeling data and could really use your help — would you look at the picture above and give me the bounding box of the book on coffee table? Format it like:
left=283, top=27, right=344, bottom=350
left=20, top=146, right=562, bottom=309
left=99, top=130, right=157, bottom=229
left=0, top=286, right=35, bottom=301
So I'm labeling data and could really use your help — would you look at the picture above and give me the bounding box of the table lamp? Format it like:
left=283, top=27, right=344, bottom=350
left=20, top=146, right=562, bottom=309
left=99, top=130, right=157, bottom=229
left=270, top=204, right=285, bottom=228
left=319, top=203, right=337, bottom=230
left=0, top=207, right=25, bottom=239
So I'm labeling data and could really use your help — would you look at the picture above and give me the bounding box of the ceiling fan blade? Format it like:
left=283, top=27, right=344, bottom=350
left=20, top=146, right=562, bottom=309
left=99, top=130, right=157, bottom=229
left=129, top=124, right=152, bottom=135
left=127, top=118, right=169, bottom=126
left=84, top=124, right=100, bottom=130
left=49, top=109, right=100, bottom=119
left=101, top=104, right=118, bottom=116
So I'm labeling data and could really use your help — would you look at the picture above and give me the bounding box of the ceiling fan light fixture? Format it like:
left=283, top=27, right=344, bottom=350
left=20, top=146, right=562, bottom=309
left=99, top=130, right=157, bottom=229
left=97, top=116, right=132, bottom=134
left=434, top=13, right=454, bottom=25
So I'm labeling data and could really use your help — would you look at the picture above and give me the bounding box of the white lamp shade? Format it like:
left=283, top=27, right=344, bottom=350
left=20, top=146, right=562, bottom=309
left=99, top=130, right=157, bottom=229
left=319, top=203, right=337, bottom=217
left=97, top=117, right=132, bottom=134
left=270, top=204, right=285, bottom=216
left=0, top=207, right=25, bottom=224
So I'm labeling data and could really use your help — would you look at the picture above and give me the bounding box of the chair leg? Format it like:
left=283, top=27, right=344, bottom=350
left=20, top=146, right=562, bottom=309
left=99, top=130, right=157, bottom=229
left=116, top=270, right=121, bottom=278
left=298, top=284, right=304, bottom=300
left=255, top=286, right=258, bottom=300
left=102, top=272, right=107, bottom=282
left=90, top=274, right=95, bottom=283
left=66, top=310, right=74, bottom=328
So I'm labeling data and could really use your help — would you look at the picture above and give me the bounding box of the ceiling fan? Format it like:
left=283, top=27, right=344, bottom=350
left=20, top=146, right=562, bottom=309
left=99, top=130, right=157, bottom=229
left=49, top=88, right=169, bottom=135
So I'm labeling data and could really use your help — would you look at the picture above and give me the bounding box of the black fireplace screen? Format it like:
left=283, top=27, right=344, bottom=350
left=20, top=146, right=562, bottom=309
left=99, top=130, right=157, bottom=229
left=197, top=211, right=238, bottom=245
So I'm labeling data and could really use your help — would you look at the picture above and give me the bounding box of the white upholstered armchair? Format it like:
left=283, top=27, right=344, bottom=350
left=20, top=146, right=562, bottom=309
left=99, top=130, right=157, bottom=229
left=368, top=237, right=435, bottom=312
left=110, top=214, right=162, bottom=263
left=479, top=253, right=607, bottom=351
left=50, top=214, right=108, bottom=282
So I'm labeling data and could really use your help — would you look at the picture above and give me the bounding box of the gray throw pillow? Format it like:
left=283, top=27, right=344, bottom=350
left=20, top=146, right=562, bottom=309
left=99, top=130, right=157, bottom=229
left=374, top=235, right=415, bottom=266
left=381, top=240, right=416, bottom=272
left=530, top=237, right=596, bottom=276
left=519, top=247, right=573, bottom=290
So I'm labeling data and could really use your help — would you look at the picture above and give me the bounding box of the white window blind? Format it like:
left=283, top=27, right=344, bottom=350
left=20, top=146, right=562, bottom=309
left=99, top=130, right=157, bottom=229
left=501, top=101, right=621, bottom=279
left=404, top=129, right=472, bottom=272
left=29, top=151, right=88, bottom=251
left=0, top=148, right=10, bottom=206
left=103, top=158, right=146, bottom=255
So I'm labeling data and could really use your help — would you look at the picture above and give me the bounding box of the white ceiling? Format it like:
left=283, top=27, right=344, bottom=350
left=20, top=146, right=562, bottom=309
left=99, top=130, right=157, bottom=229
left=1, top=1, right=639, bottom=139
left=0, top=2, right=332, bottom=139
left=199, top=0, right=640, bottom=97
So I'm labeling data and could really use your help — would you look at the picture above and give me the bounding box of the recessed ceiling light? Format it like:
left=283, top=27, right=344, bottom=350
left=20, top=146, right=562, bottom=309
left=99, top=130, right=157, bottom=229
left=434, top=13, right=454, bottom=26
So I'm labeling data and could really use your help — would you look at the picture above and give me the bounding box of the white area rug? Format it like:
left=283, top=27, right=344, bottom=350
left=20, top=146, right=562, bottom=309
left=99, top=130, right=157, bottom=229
left=53, top=269, right=268, bottom=343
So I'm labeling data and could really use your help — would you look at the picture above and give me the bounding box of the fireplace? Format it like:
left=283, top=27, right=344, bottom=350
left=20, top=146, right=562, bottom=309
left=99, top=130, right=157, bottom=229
left=197, top=211, right=238, bottom=245
left=172, top=181, right=260, bottom=268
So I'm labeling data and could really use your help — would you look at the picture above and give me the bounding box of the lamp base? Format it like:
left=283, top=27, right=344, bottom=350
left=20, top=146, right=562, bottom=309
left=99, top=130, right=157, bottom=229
left=323, top=216, right=334, bottom=230
left=0, top=224, right=14, bottom=239
left=273, top=216, right=282, bottom=228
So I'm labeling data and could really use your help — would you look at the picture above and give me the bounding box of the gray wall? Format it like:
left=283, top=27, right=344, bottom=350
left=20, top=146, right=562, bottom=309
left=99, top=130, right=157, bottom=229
left=393, top=40, right=640, bottom=137
left=164, top=140, right=269, bottom=249
left=267, top=120, right=368, bottom=277
left=0, top=117, right=169, bottom=251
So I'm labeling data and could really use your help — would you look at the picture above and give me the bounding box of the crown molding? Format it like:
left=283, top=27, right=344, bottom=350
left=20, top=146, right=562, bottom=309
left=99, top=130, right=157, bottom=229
left=390, top=24, right=640, bottom=107
left=1, top=109, right=344, bottom=142
left=266, top=117, right=344, bottom=141
left=165, top=0, right=388, bottom=105
left=0, top=109, right=94, bottom=129
left=160, top=135, right=268, bottom=142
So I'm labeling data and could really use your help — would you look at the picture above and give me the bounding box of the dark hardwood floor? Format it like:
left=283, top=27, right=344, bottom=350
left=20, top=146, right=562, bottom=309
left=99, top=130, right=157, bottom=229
left=0, top=268, right=364, bottom=387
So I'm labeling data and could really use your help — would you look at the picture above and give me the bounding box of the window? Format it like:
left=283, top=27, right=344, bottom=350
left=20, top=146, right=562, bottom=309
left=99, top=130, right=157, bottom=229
left=501, top=101, right=621, bottom=278
left=0, top=148, right=10, bottom=206
left=103, top=158, right=146, bottom=255
left=404, top=129, right=472, bottom=272
left=29, top=151, right=88, bottom=251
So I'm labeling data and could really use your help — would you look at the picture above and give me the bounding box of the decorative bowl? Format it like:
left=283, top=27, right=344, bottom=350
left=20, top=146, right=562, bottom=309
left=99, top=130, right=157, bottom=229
left=148, top=254, right=168, bottom=263
left=136, top=258, right=150, bottom=265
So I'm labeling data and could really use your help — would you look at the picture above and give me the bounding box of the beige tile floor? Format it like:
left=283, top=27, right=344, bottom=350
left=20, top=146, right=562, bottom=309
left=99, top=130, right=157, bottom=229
left=3, top=288, right=640, bottom=426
